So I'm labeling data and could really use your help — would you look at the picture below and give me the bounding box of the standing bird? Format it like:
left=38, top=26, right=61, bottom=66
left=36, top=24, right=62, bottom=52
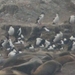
left=0, top=35, right=9, bottom=49
left=8, top=39, right=15, bottom=48
left=36, top=12, right=45, bottom=25
left=45, top=40, right=50, bottom=48
left=71, top=41, right=75, bottom=51
left=69, top=15, right=75, bottom=24
left=6, top=38, right=15, bottom=51
left=52, top=14, right=59, bottom=24
left=53, top=31, right=63, bottom=43
left=36, top=38, right=42, bottom=46
left=14, top=26, right=23, bottom=42
left=17, top=27, right=22, bottom=36
left=8, top=25, right=15, bottom=36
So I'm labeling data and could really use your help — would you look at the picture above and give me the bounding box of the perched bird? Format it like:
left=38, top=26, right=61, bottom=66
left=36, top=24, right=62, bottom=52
left=8, top=49, right=17, bottom=57
left=19, top=34, right=25, bottom=40
left=8, top=47, right=22, bottom=57
left=29, top=45, right=34, bottom=50
left=14, top=34, right=25, bottom=44
left=36, top=38, right=43, bottom=46
left=63, top=37, right=70, bottom=44
left=6, top=38, right=15, bottom=51
left=48, top=46, right=54, bottom=50
left=52, top=14, right=59, bottom=24
left=0, top=35, right=9, bottom=49
left=71, top=41, right=75, bottom=51
left=67, top=40, right=73, bottom=51
left=14, top=37, right=24, bottom=45
left=40, top=44, right=45, bottom=48
left=42, top=26, right=50, bottom=32
left=15, top=38, right=24, bottom=45
left=16, top=49, right=22, bottom=54
left=64, top=38, right=67, bottom=42
left=24, top=44, right=34, bottom=50
left=17, top=27, right=22, bottom=36
left=8, top=25, right=15, bottom=36
left=69, top=36, right=75, bottom=41
left=53, top=31, right=63, bottom=43
left=18, top=51, right=22, bottom=54
left=36, top=38, right=50, bottom=48
left=47, top=44, right=56, bottom=50
left=8, top=39, right=15, bottom=48
left=69, top=15, right=75, bottom=24
left=6, top=46, right=15, bottom=51
left=52, top=44, right=56, bottom=48
left=45, top=40, right=50, bottom=48
left=0, top=39, right=8, bottom=49
left=60, top=40, right=64, bottom=45
left=56, top=43, right=63, bottom=50
left=60, top=46, right=64, bottom=50
left=36, top=12, right=45, bottom=25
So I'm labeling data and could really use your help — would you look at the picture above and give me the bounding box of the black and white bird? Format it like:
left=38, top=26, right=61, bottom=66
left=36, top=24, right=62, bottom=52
left=14, top=33, right=25, bottom=44
left=67, top=39, right=73, bottom=51
left=48, top=46, right=54, bottom=50
left=17, top=27, right=22, bottom=36
left=52, top=14, right=59, bottom=24
left=19, top=34, right=25, bottom=40
left=8, top=25, right=15, bottom=36
left=36, top=38, right=43, bottom=45
left=0, top=35, right=9, bottom=49
left=36, top=38, right=51, bottom=48
left=42, top=26, right=50, bottom=32
left=45, top=40, right=51, bottom=48
left=69, top=36, right=75, bottom=41
left=8, top=48, right=22, bottom=57
left=69, top=15, right=75, bottom=24
left=63, top=38, right=67, bottom=42
left=63, top=38, right=68, bottom=44
left=6, top=38, right=15, bottom=51
left=14, top=37, right=24, bottom=45
left=0, top=39, right=8, bottom=49
left=47, top=44, right=56, bottom=50
left=71, top=41, right=75, bottom=51
left=24, top=44, right=34, bottom=50
left=8, top=49, right=17, bottom=57
left=56, top=43, right=63, bottom=50
left=36, top=12, right=45, bottom=25
left=53, top=31, right=63, bottom=43
left=8, top=39, right=15, bottom=48
left=60, top=40, right=64, bottom=45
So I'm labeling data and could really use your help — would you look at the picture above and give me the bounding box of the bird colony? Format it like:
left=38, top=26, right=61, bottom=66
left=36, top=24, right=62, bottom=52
left=0, top=13, right=75, bottom=75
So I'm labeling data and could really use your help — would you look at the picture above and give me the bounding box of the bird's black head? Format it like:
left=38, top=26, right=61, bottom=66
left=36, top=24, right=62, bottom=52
left=42, top=26, right=46, bottom=29
left=9, top=25, right=13, bottom=27
left=41, top=12, right=45, bottom=15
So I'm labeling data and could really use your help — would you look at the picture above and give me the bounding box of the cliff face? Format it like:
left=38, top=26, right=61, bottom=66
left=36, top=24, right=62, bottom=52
left=0, top=0, right=75, bottom=24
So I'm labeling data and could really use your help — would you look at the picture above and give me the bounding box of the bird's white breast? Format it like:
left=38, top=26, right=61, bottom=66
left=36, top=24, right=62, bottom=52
left=8, top=26, right=15, bottom=36
left=36, top=38, right=42, bottom=45
left=70, top=15, right=75, bottom=24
